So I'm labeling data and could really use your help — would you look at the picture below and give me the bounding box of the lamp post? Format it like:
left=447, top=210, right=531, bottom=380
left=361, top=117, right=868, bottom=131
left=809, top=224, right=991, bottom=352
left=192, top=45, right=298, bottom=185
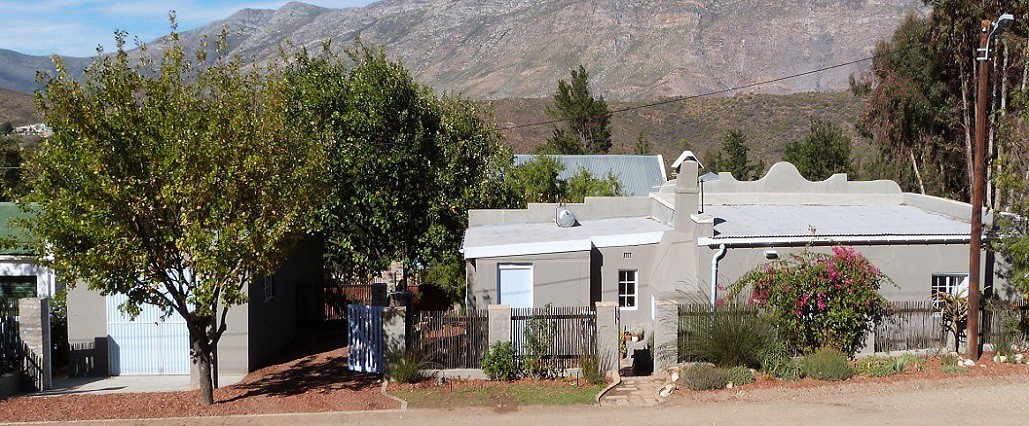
left=969, top=13, right=1013, bottom=361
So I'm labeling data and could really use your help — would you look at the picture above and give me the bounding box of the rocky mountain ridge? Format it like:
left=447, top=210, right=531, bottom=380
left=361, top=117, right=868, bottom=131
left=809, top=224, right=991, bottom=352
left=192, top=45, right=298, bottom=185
left=0, top=0, right=927, bottom=100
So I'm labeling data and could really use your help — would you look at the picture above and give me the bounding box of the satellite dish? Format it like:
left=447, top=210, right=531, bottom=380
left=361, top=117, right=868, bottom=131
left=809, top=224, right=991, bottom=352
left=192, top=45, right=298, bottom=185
left=556, top=205, right=578, bottom=228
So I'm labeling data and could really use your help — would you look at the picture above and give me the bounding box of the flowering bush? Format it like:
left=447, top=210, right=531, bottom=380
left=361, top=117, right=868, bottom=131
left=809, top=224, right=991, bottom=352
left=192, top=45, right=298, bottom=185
left=730, top=247, right=893, bottom=356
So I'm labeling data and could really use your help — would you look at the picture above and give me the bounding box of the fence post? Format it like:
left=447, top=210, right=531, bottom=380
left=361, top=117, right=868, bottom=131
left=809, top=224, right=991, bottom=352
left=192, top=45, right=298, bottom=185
left=383, top=306, right=407, bottom=354
left=653, top=299, right=678, bottom=374
left=487, top=304, right=511, bottom=345
left=17, top=298, right=51, bottom=391
left=595, top=301, right=620, bottom=379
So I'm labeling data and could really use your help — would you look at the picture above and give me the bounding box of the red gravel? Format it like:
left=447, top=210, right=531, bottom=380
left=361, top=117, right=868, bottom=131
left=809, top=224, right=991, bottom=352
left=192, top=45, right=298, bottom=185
left=0, top=343, right=397, bottom=423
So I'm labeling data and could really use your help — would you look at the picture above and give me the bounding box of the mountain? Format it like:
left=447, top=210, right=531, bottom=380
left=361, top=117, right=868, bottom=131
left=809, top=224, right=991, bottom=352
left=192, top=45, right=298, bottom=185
left=2, top=0, right=926, bottom=100
left=0, top=88, right=40, bottom=126
left=0, top=49, right=91, bottom=94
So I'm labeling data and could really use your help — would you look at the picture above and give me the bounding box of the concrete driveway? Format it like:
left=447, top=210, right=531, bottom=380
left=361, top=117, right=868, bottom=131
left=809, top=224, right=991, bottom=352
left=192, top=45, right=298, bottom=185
left=34, top=374, right=245, bottom=396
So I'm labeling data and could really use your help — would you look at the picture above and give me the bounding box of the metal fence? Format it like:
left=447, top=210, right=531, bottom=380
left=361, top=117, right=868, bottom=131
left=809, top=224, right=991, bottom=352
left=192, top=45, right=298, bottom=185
left=511, top=306, right=596, bottom=371
left=409, top=309, right=489, bottom=369
left=297, top=283, right=386, bottom=327
left=1, top=300, right=19, bottom=372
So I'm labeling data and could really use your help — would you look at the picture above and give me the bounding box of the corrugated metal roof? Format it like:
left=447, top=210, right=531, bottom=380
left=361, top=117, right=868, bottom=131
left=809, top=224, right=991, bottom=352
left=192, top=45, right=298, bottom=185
left=513, top=155, right=666, bottom=196
left=705, top=204, right=970, bottom=239
left=0, top=202, right=36, bottom=256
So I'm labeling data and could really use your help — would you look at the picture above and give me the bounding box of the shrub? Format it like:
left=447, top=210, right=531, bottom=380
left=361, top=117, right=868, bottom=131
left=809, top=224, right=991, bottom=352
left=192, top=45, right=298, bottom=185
left=938, top=352, right=961, bottom=366
left=759, top=340, right=802, bottom=381
left=894, top=354, right=926, bottom=372
left=988, top=302, right=1021, bottom=359
left=941, top=364, right=969, bottom=374
left=579, top=351, right=606, bottom=385
left=522, top=309, right=556, bottom=379
left=680, top=304, right=777, bottom=369
left=681, top=364, right=730, bottom=391
left=731, top=247, right=893, bottom=356
left=854, top=356, right=901, bottom=377
left=385, top=345, right=437, bottom=384
left=798, top=348, right=853, bottom=381
left=726, top=366, right=755, bottom=386
left=481, top=341, right=518, bottom=381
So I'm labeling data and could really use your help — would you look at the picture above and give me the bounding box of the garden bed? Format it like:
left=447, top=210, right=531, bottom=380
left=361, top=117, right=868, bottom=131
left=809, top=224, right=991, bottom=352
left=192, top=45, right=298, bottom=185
left=389, top=379, right=603, bottom=410
left=672, top=351, right=1029, bottom=400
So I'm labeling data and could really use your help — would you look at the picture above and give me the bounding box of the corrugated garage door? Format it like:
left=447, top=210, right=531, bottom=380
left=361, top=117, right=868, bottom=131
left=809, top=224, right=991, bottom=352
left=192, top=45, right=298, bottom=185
left=106, top=294, right=190, bottom=375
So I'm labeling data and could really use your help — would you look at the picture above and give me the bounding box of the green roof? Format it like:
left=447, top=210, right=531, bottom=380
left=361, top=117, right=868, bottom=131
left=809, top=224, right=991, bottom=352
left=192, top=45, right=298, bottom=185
left=0, top=202, right=37, bottom=256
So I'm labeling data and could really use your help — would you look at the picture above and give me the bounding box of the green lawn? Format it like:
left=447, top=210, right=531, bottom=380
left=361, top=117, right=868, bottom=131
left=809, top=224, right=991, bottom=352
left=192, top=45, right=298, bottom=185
left=392, top=381, right=603, bottom=409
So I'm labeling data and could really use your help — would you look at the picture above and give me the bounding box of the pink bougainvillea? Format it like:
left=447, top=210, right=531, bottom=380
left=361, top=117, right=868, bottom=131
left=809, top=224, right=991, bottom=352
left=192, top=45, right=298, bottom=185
left=730, top=246, right=893, bottom=356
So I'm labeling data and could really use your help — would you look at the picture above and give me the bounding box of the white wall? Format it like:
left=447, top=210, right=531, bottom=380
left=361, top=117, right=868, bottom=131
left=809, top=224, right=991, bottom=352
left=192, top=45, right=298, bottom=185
left=0, top=256, right=59, bottom=297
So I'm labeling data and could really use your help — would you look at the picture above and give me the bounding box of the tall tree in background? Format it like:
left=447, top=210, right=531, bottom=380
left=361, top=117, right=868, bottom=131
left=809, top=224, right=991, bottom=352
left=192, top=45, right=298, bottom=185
left=538, top=65, right=612, bottom=155
left=291, top=42, right=515, bottom=299
left=0, top=136, right=27, bottom=201
left=29, top=29, right=324, bottom=405
left=860, top=3, right=1029, bottom=203
left=784, top=119, right=855, bottom=181
left=709, top=129, right=764, bottom=180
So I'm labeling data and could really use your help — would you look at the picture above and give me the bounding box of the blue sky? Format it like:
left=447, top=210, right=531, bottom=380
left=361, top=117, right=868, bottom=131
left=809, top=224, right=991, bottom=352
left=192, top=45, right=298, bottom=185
left=0, top=1, right=376, bottom=57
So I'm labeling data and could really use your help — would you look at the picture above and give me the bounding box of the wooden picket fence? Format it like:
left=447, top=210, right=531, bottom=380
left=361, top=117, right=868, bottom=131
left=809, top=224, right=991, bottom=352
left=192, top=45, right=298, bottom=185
left=409, top=309, right=489, bottom=369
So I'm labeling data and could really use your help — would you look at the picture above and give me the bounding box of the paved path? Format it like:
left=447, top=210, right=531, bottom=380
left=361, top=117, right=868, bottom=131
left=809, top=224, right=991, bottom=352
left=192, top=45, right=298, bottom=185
left=598, top=375, right=664, bottom=407
left=34, top=374, right=246, bottom=396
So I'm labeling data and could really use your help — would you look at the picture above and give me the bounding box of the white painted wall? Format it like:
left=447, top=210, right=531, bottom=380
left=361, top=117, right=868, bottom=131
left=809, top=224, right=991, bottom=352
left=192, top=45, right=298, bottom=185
left=0, top=256, right=59, bottom=297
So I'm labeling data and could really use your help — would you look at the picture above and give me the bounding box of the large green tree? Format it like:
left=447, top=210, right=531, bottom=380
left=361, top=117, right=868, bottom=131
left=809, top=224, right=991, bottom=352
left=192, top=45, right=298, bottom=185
left=709, top=130, right=764, bottom=181
left=504, top=156, right=623, bottom=206
left=538, top=65, right=612, bottom=155
left=29, top=30, right=324, bottom=405
left=783, top=119, right=854, bottom=181
left=290, top=43, right=515, bottom=297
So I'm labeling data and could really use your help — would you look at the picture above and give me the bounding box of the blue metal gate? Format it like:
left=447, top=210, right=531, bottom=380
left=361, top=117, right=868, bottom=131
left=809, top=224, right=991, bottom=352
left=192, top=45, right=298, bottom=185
left=347, top=304, right=385, bottom=374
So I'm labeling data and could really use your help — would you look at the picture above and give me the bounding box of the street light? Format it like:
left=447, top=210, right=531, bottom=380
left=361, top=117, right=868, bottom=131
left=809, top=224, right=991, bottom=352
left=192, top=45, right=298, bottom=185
left=968, top=13, right=1013, bottom=361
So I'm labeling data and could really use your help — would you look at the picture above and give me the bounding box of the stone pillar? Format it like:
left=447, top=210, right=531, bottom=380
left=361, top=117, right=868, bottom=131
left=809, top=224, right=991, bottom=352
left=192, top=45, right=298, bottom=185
left=17, top=298, right=51, bottom=391
left=595, top=301, right=620, bottom=378
left=653, top=299, right=679, bottom=374
left=383, top=306, right=407, bottom=353
left=487, top=305, right=511, bottom=345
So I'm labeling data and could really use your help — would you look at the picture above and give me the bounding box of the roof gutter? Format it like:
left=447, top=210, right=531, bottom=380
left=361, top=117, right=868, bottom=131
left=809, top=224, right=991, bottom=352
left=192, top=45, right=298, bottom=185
left=697, top=234, right=977, bottom=248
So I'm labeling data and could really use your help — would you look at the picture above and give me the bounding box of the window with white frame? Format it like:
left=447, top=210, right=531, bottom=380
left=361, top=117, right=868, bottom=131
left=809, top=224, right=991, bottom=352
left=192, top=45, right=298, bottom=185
left=263, top=274, right=276, bottom=302
left=618, top=269, right=638, bottom=309
left=931, top=273, right=967, bottom=309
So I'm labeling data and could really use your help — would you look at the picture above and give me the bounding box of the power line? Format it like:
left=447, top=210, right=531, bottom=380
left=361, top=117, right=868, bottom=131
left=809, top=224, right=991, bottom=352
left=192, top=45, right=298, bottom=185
left=499, top=55, right=875, bottom=132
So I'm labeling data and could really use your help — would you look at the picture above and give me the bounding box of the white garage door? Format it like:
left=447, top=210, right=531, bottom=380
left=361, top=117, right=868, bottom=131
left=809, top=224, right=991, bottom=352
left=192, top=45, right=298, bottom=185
left=106, top=294, right=190, bottom=375
left=498, top=265, right=533, bottom=309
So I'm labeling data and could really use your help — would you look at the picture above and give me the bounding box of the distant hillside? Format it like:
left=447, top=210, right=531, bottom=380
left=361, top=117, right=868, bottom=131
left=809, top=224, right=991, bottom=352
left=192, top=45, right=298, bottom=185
left=1, top=0, right=926, bottom=100
left=0, top=88, right=40, bottom=126
left=0, top=49, right=90, bottom=94
left=488, top=92, right=877, bottom=174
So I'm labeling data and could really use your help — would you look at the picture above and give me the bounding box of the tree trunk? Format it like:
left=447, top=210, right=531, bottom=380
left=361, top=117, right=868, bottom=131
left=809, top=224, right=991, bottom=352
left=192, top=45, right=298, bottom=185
left=191, top=331, right=215, bottom=406
left=909, top=148, right=926, bottom=195
left=961, top=72, right=974, bottom=190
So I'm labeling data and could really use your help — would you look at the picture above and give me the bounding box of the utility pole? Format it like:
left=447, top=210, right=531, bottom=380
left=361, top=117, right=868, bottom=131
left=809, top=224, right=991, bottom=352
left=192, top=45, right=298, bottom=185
left=968, top=19, right=991, bottom=362
left=968, top=13, right=1015, bottom=361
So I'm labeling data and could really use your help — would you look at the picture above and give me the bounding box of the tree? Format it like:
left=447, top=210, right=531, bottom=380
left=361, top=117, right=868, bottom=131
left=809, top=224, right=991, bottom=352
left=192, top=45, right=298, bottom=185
left=0, top=135, right=27, bottom=201
left=566, top=167, right=622, bottom=202
left=0, top=122, right=13, bottom=135
left=783, top=119, right=854, bottom=181
left=290, top=42, right=515, bottom=294
left=709, top=130, right=764, bottom=181
left=28, top=29, right=324, bottom=405
left=539, top=65, right=612, bottom=154
left=632, top=131, right=653, bottom=155
left=505, top=156, right=567, bottom=204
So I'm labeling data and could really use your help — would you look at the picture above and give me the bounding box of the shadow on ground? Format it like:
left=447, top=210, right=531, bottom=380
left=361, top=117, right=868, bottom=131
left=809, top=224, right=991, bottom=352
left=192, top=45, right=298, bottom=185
left=223, top=328, right=382, bottom=401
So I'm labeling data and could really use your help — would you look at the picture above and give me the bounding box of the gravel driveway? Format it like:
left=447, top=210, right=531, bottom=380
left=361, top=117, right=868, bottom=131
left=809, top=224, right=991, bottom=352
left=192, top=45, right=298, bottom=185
left=27, top=373, right=1027, bottom=425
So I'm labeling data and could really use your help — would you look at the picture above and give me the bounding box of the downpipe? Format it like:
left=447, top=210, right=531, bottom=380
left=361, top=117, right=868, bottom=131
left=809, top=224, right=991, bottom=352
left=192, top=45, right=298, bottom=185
left=710, top=244, right=727, bottom=308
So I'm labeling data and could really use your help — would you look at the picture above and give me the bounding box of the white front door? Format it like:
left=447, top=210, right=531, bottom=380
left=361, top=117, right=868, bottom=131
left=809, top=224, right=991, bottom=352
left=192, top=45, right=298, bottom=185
left=498, top=264, right=533, bottom=309
left=106, top=294, right=190, bottom=375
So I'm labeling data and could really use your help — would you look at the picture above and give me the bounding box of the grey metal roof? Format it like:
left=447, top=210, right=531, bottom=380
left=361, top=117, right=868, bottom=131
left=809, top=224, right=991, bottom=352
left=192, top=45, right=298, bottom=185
left=513, top=155, right=666, bottom=196
left=705, top=204, right=970, bottom=239
left=464, top=216, right=671, bottom=250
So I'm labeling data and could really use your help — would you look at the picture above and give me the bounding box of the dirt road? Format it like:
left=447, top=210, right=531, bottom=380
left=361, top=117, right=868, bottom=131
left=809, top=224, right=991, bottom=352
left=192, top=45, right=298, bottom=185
left=27, top=374, right=1029, bottom=425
